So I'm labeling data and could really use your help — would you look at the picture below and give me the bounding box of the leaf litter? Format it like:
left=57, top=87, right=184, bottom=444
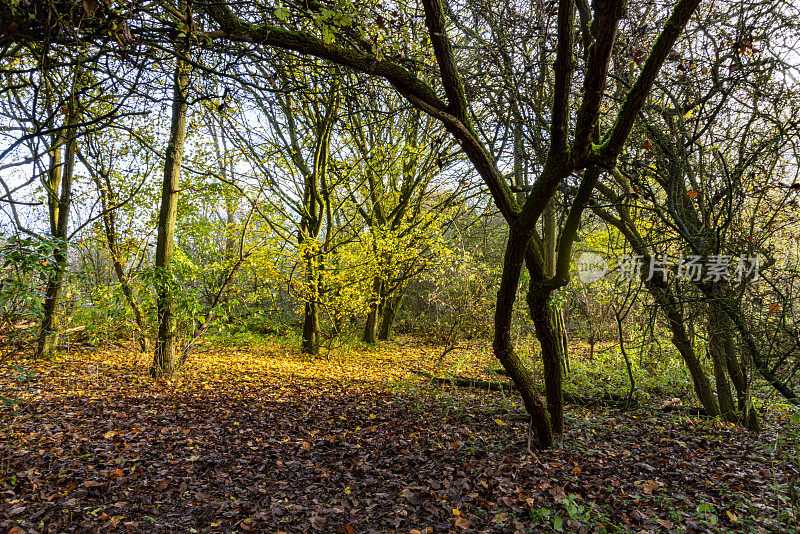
left=1, top=340, right=798, bottom=533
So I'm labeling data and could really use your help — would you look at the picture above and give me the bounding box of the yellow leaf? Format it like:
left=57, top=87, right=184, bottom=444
left=494, top=418, right=507, bottom=426
left=726, top=510, right=738, bottom=523
left=369, top=413, right=377, bottom=419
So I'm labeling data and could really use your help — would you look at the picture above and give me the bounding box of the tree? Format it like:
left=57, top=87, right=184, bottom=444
left=591, top=0, right=800, bottom=420
left=201, top=0, right=704, bottom=447
left=343, top=84, right=458, bottom=343
left=36, top=62, right=82, bottom=358
left=77, top=113, right=161, bottom=354
left=151, top=8, right=191, bottom=377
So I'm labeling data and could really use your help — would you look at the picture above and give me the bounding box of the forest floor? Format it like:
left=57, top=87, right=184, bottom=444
left=1, top=336, right=799, bottom=533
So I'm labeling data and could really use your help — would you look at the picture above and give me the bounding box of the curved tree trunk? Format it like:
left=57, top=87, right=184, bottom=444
left=590, top=207, right=722, bottom=417
left=92, top=171, right=149, bottom=353
left=649, top=283, right=721, bottom=417
left=729, top=340, right=760, bottom=432
left=707, top=292, right=799, bottom=406
left=493, top=230, right=554, bottom=448
left=112, top=255, right=149, bottom=353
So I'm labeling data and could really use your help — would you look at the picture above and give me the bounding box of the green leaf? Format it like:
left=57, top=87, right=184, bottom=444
left=274, top=7, right=290, bottom=21
left=552, top=515, right=563, bottom=532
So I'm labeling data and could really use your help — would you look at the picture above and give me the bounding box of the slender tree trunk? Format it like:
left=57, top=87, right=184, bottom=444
left=93, top=173, right=149, bottom=353
left=37, top=69, right=80, bottom=358
left=731, top=341, right=760, bottom=432
left=650, top=284, right=721, bottom=416
left=111, top=251, right=149, bottom=353
left=151, top=28, right=190, bottom=378
left=707, top=313, right=737, bottom=422
left=38, top=247, right=68, bottom=357
left=591, top=203, right=723, bottom=416
left=493, top=230, right=554, bottom=448
left=717, top=307, right=760, bottom=431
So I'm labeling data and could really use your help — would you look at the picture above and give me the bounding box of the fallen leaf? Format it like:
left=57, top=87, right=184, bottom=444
left=656, top=519, right=674, bottom=529
left=82, top=0, right=99, bottom=15
left=455, top=516, right=471, bottom=529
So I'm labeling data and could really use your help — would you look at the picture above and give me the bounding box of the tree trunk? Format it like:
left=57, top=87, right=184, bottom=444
left=590, top=208, right=723, bottom=418
left=378, top=287, right=403, bottom=341
left=37, top=68, right=80, bottom=358
left=301, top=250, right=321, bottom=355
left=363, top=276, right=382, bottom=344
left=527, top=285, right=564, bottom=439
left=542, top=197, right=569, bottom=375
left=112, top=254, right=149, bottom=353
left=151, top=29, right=190, bottom=378
left=730, top=341, right=760, bottom=432
left=707, top=312, right=737, bottom=422
left=94, top=172, right=149, bottom=353
left=716, top=307, right=760, bottom=431
left=302, top=301, right=320, bottom=355
left=493, top=230, right=554, bottom=448
left=650, top=284, right=721, bottom=417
